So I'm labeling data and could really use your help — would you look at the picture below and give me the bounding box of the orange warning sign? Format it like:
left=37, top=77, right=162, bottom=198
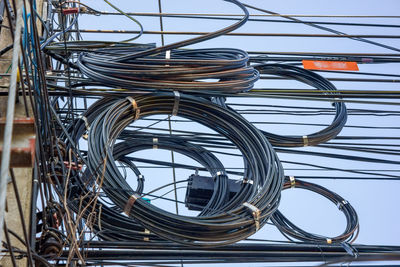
left=302, top=60, right=359, bottom=71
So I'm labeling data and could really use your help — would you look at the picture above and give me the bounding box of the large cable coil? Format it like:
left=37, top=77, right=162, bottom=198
left=76, top=47, right=259, bottom=93
left=83, top=92, right=283, bottom=246
left=215, top=63, right=347, bottom=147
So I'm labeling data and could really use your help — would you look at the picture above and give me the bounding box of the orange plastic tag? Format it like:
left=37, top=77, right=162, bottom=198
left=302, top=60, right=359, bottom=71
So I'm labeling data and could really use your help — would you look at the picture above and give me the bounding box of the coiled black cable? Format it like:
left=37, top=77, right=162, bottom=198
left=76, top=47, right=259, bottom=93
left=60, top=97, right=233, bottom=242
left=271, top=176, right=359, bottom=244
left=85, top=92, right=283, bottom=246
left=215, top=63, right=347, bottom=147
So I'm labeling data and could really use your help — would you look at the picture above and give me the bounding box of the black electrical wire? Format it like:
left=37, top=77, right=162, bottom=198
left=82, top=92, right=283, bottom=246
left=215, top=63, right=347, bottom=147
left=271, top=177, right=359, bottom=244
left=75, top=46, right=259, bottom=93
left=58, top=94, right=282, bottom=244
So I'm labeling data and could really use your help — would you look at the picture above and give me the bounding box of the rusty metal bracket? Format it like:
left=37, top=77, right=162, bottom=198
left=0, top=117, right=36, bottom=167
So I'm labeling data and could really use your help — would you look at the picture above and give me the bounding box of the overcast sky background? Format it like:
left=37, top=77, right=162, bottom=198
left=75, top=1, right=400, bottom=265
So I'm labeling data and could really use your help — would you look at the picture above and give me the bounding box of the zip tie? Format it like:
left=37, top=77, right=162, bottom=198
left=289, top=176, right=296, bottom=188
left=165, top=50, right=171, bottom=67
left=126, top=96, right=140, bottom=120
left=144, top=229, right=150, bottom=241
left=214, top=171, right=224, bottom=180
left=303, top=135, right=309, bottom=146
left=326, top=238, right=332, bottom=244
left=123, top=194, right=138, bottom=215
left=138, top=174, right=144, bottom=180
left=79, top=116, right=90, bottom=131
left=98, top=204, right=103, bottom=231
left=337, top=199, right=348, bottom=210
left=153, top=138, right=158, bottom=149
left=243, top=178, right=254, bottom=185
left=172, top=91, right=180, bottom=116
left=243, top=202, right=260, bottom=231
left=332, top=97, right=340, bottom=106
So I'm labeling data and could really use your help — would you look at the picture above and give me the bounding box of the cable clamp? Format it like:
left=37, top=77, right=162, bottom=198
left=123, top=194, right=138, bottom=215
left=302, top=135, right=309, bottom=147
left=79, top=115, right=90, bottom=131
left=144, top=229, right=150, bottom=241
left=172, top=91, right=180, bottom=116
left=289, top=176, right=296, bottom=188
left=126, top=96, right=140, bottom=120
left=243, top=202, right=261, bottom=231
left=153, top=138, right=158, bottom=149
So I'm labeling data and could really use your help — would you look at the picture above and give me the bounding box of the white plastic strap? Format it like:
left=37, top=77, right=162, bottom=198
left=80, top=116, right=90, bottom=131
left=172, top=91, right=180, bottom=116
left=214, top=171, right=224, bottom=180
left=303, top=135, right=309, bottom=146
left=337, top=199, right=348, bottom=210
left=138, top=174, right=144, bottom=180
left=289, top=176, right=296, bottom=188
left=243, top=178, right=254, bottom=185
left=165, top=50, right=171, bottom=66
left=243, top=202, right=260, bottom=231
left=153, top=138, right=158, bottom=149
left=144, top=229, right=150, bottom=241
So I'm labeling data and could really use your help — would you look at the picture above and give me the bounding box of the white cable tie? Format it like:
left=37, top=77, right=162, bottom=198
left=243, top=202, right=261, bottom=231
left=144, top=229, right=150, bottom=241
left=242, top=178, right=254, bottom=185
left=172, top=91, right=180, bottom=116
left=165, top=50, right=171, bottom=66
left=338, top=199, right=348, bottom=210
left=289, top=176, right=296, bottom=188
left=303, top=135, right=309, bottom=146
left=332, top=97, right=341, bottom=106
left=138, top=174, right=144, bottom=180
left=126, top=96, right=140, bottom=120
left=79, top=115, right=90, bottom=131
left=153, top=138, right=158, bottom=149
left=214, top=171, right=224, bottom=180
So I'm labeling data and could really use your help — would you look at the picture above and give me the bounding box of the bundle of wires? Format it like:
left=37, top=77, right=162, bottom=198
left=271, top=176, right=359, bottom=244
left=215, top=64, right=348, bottom=147
left=76, top=46, right=259, bottom=93
left=83, top=92, right=283, bottom=246
left=63, top=120, right=231, bottom=241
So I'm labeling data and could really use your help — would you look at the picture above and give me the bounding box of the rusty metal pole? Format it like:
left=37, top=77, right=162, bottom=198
left=0, top=0, right=23, bottom=244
